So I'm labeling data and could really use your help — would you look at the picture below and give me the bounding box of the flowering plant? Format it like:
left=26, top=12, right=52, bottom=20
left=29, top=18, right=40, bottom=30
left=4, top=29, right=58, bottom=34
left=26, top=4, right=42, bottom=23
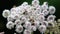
left=2, top=0, right=60, bottom=34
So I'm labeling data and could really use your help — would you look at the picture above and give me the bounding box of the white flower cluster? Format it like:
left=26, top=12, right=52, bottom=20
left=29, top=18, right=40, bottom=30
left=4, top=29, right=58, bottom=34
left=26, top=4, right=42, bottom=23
left=2, top=0, right=56, bottom=34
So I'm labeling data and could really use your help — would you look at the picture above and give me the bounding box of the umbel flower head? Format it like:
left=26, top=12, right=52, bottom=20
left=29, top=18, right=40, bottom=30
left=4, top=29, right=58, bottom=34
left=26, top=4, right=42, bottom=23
left=2, top=0, right=56, bottom=34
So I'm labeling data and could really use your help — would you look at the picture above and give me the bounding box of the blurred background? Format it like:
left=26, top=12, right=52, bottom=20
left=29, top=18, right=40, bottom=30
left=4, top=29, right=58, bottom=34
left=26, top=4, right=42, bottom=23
left=0, top=0, right=60, bottom=34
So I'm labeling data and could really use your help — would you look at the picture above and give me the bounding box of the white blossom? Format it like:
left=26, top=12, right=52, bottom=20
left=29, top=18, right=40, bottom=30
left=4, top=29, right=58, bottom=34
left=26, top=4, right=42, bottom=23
left=33, top=21, right=40, bottom=27
left=34, top=6, right=42, bottom=15
left=42, top=21, right=48, bottom=27
left=10, top=7, right=18, bottom=13
left=20, top=15, right=28, bottom=23
left=41, top=2, right=48, bottom=10
left=42, top=10, right=49, bottom=16
left=23, top=29, right=32, bottom=34
left=7, top=14, right=15, bottom=21
left=32, top=0, right=39, bottom=7
left=38, top=25, right=46, bottom=33
left=49, top=6, right=56, bottom=14
left=31, top=25, right=37, bottom=31
left=36, top=15, right=45, bottom=22
left=15, top=19, right=21, bottom=25
left=2, top=9, right=10, bottom=18
left=13, top=14, right=20, bottom=19
left=47, top=15, right=56, bottom=22
left=23, top=21, right=32, bottom=30
left=6, top=21, right=14, bottom=29
left=21, top=2, right=28, bottom=7
left=15, top=25, right=23, bottom=33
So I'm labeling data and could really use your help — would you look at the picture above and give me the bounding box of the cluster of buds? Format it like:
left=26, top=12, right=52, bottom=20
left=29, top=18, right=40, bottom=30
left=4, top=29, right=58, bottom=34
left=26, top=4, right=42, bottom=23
left=2, top=0, right=56, bottom=34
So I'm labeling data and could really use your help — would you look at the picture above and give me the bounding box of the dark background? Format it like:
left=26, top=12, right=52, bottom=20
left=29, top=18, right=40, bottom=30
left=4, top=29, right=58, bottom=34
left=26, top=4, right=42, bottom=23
left=0, top=0, right=60, bottom=34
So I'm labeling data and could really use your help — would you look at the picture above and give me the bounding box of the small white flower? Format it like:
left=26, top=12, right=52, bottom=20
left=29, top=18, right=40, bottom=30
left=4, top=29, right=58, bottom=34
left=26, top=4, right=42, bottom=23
left=24, top=5, right=31, bottom=10
left=21, top=2, right=28, bottom=7
left=33, top=21, right=40, bottom=27
left=20, top=8, right=26, bottom=14
left=47, top=15, right=56, bottom=22
left=36, top=15, right=45, bottom=22
left=15, top=19, right=21, bottom=25
left=34, top=6, right=42, bottom=15
left=31, top=25, right=37, bottom=31
left=7, top=15, right=15, bottom=21
left=32, top=0, right=39, bottom=7
left=38, top=25, right=46, bottom=33
left=10, top=11, right=16, bottom=15
left=23, top=21, right=31, bottom=30
left=42, top=10, right=49, bottom=16
left=26, top=6, right=35, bottom=13
left=23, top=29, right=32, bottom=34
left=14, top=14, right=20, bottom=20
left=42, top=21, right=48, bottom=27
left=6, top=21, right=14, bottom=29
left=2, top=9, right=10, bottom=18
left=41, top=3, right=48, bottom=10
left=14, top=7, right=21, bottom=14
left=49, top=6, right=56, bottom=14
left=10, top=7, right=18, bottom=12
left=20, top=15, right=27, bottom=22
left=15, top=25, right=23, bottom=33
left=39, top=13, right=44, bottom=16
